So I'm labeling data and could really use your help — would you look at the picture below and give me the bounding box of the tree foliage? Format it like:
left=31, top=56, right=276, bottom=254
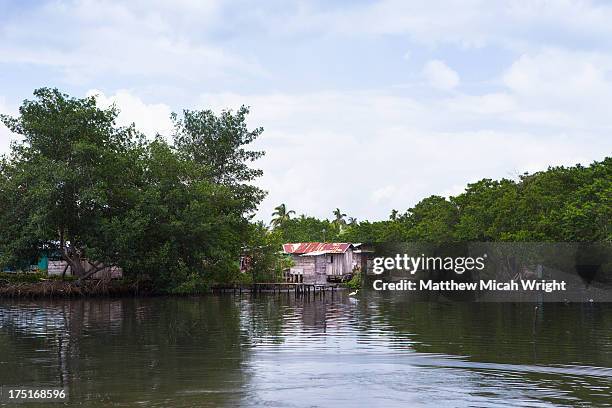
left=272, top=159, right=611, bottom=244
left=0, top=89, right=266, bottom=291
left=270, top=203, right=295, bottom=228
left=0, top=88, right=144, bottom=278
left=1, top=88, right=608, bottom=293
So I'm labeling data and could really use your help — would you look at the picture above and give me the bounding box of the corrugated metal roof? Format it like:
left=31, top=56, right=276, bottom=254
left=282, top=243, right=352, bottom=254
left=299, top=250, right=330, bottom=256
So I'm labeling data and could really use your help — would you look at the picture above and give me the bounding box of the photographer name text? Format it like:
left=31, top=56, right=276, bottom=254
left=373, top=279, right=567, bottom=292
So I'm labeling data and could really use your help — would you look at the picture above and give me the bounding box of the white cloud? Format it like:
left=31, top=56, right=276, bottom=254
left=0, top=90, right=174, bottom=154
left=0, top=1, right=264, bottom=83
left=445, top=93, right=516, bottom=115
left=504, top=50, right=607, bottom=96
left=423, top=60, right=460, bottom=90
left=500, top=49, right=612, bottom=130
left=2, top=44, right=612, bottom=221
left=87, top=89, right=174, bottom=139
left=2, top=1, right=612, bottom=222
left=371, top=185, right=399, bottom=204
left=279, top=1, right=612, bottom=50
left=0, top=97, right=19, bottom=155
left=196, top=87, right=610, bottom=222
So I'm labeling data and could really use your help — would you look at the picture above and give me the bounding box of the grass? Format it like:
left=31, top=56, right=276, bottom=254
left=343, top=270, right=362, bottom=290
left=0, top=271, right=47, bottom=283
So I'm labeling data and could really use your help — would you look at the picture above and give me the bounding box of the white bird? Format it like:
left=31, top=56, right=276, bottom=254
left=348, top=289, right=359, bottom=296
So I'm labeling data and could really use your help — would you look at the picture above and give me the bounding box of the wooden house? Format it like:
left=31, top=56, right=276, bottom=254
left=282, top=243, right=370, bottom=284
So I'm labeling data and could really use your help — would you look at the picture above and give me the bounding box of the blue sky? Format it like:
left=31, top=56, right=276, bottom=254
left=1, top=0, right=611, bottom=222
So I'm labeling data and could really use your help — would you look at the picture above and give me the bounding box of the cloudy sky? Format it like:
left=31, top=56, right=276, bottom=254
left=1, top=0, right=611, bottom=222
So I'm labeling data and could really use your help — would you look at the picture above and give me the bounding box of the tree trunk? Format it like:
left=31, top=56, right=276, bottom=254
left=60, top=263, right=69, bottom=280
left=77, top=261, right=106, bottom=282
left=58, top=230, right=107, bottom=283
left=59, top=238, right=85, bottom=279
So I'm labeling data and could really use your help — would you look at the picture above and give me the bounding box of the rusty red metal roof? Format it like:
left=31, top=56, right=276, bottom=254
left=282, top=243, right=352, bottom=254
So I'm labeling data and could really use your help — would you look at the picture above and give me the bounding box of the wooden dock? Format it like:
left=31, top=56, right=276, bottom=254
left=212, top=282, right=342, bottom=296
left=253, top=282, right=340, bottom=294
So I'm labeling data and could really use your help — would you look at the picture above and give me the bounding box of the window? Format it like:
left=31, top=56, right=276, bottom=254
left=328, top=255, right=333, bottom=263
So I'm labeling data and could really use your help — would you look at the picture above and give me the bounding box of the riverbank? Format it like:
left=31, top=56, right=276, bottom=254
left=0, top=279, right=153, bottom=298
left=0, top=272, right=155, bottom=298
left=0, top=279, right=348, bottom=299
left=0, top=272, right=352, bottom=298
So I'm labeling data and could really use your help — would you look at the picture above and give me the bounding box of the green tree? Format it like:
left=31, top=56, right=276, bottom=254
left=404, top=195, right=458, bottom=242
left=389, top=209, right=399, bottom=221
left=276, top=216, right=337, bottom=242
left=112, top=138, right=255, bottom=290
left=172, top=105, right=265, bottom=215
left=0, top=89, right=267, bottom=291
left=243, top=222, right=288, bottom=283
left=271, top=203, right=295, bottom=228
left=451, top=179, right=517, bottom=241
left=0, top=88, right=144, bottom=279
left=138, top=104, right=267, bottom=289
left=332, top=208, right=347, bottom=231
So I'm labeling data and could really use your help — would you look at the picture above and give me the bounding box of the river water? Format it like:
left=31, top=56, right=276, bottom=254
left=1, top=292, right=611, bottom=407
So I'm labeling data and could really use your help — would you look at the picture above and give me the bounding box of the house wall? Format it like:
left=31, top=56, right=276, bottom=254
left=312, top=251, right=355, bottom=283
left=47, top=260, right=123, bottom=279
left=313, top=256, right=327, bottom=284
left=288, top=255, right=315, bottom=279
left=286, top=249, right=357, bottom=284
left=324, top=250, right=354, bottom=276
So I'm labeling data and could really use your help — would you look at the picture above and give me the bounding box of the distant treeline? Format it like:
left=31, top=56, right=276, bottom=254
left=270, top=158, right=611, bottom=244
left=0, top=88, right=609, bottom=294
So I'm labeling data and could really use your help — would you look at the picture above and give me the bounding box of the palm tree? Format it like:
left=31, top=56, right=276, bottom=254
left=389, top=209, right=399, bottom=221
left=332, top=208, right=347, bottom=229
left=347, top=217, right=358, bottom=226
left=271, top=203, right=295, bottom=228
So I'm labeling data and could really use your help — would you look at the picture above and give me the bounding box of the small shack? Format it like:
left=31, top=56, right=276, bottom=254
left=47, top=260, right=123, bottom=279
left=282, top=242, right=369, bottom=284
left=2, top=249, right=122, bottom=279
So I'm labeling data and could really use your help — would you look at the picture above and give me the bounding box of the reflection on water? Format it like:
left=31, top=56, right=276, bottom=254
left=1, top=293, right=611, bottom=407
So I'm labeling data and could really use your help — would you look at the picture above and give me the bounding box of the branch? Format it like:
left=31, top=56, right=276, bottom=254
left=61, top=263, right=69, bottom=280
left=77, top=261, right=109, bottom=282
